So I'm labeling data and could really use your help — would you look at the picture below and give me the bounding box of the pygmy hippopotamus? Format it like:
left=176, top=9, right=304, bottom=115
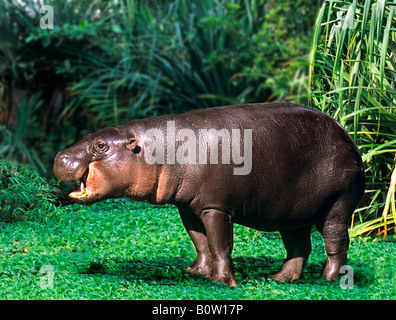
left=53, top=102, right=365, bottom=286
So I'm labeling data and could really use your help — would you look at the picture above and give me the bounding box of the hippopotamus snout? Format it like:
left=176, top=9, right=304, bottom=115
left=54, top=126, right=137, bottom=202
left=53, top=150, right=89, bottom=182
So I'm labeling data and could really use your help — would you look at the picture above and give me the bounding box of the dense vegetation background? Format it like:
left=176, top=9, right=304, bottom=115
left=0, top=0, right=395, bottom=301
left=0, top=0, right=395, bottom=237
left=0, top=0, right=322, bottom=173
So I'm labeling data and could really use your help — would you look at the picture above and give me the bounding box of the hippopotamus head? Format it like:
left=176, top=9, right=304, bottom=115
left=53, top=126, right=154, bottom=204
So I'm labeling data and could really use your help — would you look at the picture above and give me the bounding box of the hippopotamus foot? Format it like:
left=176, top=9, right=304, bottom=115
left=270, top=226, right=312, bottom=282
left=187, top=257, right=237, bottom=287
left=210, top=267, right=238, bottom=287
left=317, top=222, right=349, bottom=282
left=270, top=258, right=305, bottom=282
left=178, top=205, right=237, bottom=286
left=187, top=258, right=212, bottom=278
left=321, top=253, right=347, bottom=282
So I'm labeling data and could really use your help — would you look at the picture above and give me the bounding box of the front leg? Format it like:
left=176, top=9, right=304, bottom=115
left=201, top=209, right=237, bottom=287
left=177, top=205, right=212, bottom=279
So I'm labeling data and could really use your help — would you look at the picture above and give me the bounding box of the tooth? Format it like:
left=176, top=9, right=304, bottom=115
left=81, top=182, right=86, bottom=194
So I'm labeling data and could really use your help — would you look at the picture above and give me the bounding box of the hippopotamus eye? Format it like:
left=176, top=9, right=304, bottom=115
left=95, top=142, right=108, bottom=152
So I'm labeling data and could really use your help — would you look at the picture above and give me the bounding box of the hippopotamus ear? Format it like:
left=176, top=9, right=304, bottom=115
left=126, top=138, right=141, bottom=154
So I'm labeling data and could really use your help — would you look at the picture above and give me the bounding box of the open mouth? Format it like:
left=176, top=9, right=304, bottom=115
left=69, top=166, right=90, bottom=199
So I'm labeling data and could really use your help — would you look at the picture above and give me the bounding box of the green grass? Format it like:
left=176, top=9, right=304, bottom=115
left=0, top=199, right=394, bottom=300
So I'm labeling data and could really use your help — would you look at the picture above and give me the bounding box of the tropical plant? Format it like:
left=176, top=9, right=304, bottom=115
left=70, top=0, right=320, bottom=125
left=0, top=0, right=111, bottom=174
left=310, top=0, right=396, bottom=236
left=0, top=0, right=320, bottom=176
left=0, top=161, right=61, bottom=222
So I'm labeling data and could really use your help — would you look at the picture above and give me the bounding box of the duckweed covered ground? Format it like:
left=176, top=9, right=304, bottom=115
left=0, top=199, right=394, bottom=299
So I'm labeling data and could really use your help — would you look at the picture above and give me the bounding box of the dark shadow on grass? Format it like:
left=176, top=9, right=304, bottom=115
left=79, top=256, right=197, bottom=285
left=78, top=255, right=375, bottom=287
left=234, top=256, right=375, bottom=287
left=234, top=256, right=327, bottom=284
left=233, top=256, right=281, bottom=280
left=341, top=259, right=379, bottom=288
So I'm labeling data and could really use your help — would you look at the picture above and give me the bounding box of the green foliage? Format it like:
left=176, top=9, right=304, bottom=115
left=0, top=0, right=108, bottom=174
left=0, top=199, right=394, bottom=299
left=1, top=0, right=395, bottom=237
left=310, top=0, right=396, bottom=236
left=69, top=0, right=320, bottom=123
left=0, top=0, right=319, bottom=176
left=0, top=93, right=48, bottom=173
left=0, top=161, right=61, bottom=222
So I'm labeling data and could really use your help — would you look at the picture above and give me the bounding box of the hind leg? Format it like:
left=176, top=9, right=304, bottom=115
left=317, top=195, right=354, bottom=282
left=270, top=226, right=312, bottom=282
